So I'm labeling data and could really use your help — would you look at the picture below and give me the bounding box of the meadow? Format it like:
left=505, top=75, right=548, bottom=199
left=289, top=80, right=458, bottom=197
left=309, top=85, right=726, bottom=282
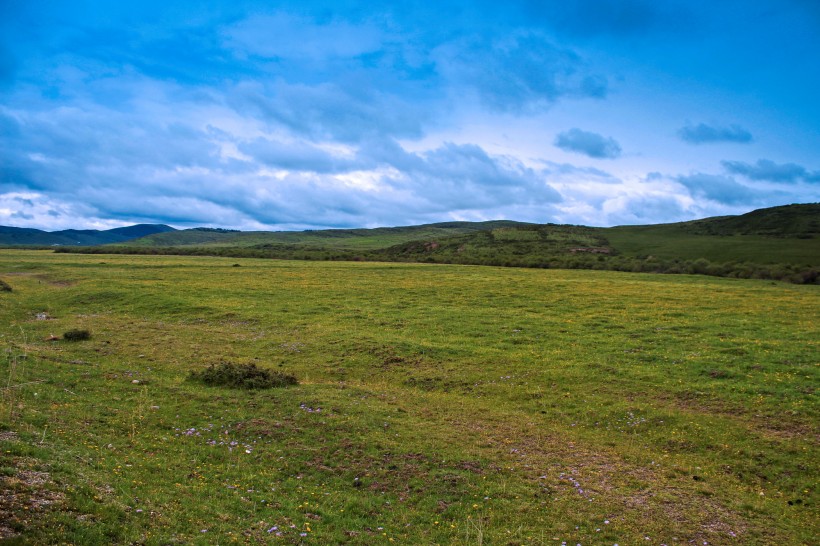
left=0, top=250, right=817, bottom=545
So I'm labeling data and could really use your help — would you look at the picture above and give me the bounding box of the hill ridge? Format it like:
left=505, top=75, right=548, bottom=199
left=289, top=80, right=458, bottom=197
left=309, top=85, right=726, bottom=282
left=7, top=204, right=820, bottom=283
left=3, top=204, right=816, bottom=247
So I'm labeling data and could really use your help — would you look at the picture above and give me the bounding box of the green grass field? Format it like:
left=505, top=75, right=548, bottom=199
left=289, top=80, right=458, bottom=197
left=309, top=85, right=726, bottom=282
left=0, top=250, right=817, bottom=544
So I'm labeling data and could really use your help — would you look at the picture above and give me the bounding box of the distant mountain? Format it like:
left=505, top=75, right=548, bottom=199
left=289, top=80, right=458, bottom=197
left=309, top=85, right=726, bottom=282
left=0, top=224, right=176, bottom=246
left=8, top=204, right=818, bottom=254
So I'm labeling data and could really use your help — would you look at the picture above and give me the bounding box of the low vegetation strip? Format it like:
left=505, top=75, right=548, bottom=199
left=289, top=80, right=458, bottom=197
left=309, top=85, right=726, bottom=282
left=55, top=239, right=819, bottom=284
left=0, top=250, right=817, bottom=544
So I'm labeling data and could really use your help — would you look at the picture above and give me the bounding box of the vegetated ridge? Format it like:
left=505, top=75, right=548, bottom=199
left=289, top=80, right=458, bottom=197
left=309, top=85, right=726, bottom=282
left=116, top=220, right=529, bottom=249
left=43, top=203, right=820, bottom=283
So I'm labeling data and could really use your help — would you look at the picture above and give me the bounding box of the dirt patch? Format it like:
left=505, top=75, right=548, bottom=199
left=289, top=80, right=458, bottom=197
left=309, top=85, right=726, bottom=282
left=34, top=274, right=76, bottom=287
left=0, top=455, right=66, bottom=541
left=4, top=272, right=76, bottom=287
left=403, top=376, right=474, bottom=393
left=233, top=418, right=295, bottom=438
left=370, top=345, right=425, bottom=369
left=304, top=440, right=492, bottom=500
left=444, top=409, right=754, bottom=543
left=667, top=393, right=817, bottom=442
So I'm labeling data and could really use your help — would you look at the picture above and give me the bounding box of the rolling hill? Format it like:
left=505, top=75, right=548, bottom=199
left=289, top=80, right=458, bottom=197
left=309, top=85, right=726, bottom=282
left=32, top=203, right=820, bottom=283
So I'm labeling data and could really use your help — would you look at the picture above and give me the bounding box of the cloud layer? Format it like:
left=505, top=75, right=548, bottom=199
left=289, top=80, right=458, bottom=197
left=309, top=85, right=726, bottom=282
left=554, top=128, right=622, bottom=159
left=722, top=159, right=820, bottom=183
left=678, top=123, right=753, bottom=144
left=0, top=1, right=818, bottom=230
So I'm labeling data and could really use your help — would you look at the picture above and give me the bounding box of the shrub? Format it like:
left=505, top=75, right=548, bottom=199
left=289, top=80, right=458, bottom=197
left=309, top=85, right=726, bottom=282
left=189, top=362, right=298, bottom=389
left=0, top=279, right=11, bottom=292
left=63, top=329, right=91, bottom=341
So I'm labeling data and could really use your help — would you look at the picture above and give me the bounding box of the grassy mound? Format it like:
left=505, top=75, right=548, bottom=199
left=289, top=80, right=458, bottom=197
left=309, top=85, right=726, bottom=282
left=188, top=362, right=298, bottom=389
left=62, top=329, right=91, bottom=341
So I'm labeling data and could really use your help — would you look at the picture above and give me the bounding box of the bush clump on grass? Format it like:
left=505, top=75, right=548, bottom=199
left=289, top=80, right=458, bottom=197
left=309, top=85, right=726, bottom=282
left=189, top=362, right=298, bottom=389
left=0, top=279, right=11, bottom=292
left=63, top=329, right=91, bottom=341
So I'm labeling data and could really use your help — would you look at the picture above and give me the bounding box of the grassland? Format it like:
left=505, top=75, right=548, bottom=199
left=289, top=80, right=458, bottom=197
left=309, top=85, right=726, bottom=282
left=0, top=250, right=817, bottom=544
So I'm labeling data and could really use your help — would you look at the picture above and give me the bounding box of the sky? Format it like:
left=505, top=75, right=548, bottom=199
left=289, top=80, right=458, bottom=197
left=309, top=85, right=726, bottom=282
left=1, top=0, right=819, bottom=231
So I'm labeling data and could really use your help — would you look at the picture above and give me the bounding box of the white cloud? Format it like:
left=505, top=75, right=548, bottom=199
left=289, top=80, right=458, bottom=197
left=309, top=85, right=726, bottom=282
left=1, top=1, right=817, bottom=233
left=0, top=192, right=126, bottom=231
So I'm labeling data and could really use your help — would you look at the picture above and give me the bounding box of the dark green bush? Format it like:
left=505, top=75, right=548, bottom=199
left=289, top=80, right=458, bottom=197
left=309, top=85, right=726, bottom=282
left=189, top=362, right=298, bottom=389
left=63, top=329, right=91, bottom=341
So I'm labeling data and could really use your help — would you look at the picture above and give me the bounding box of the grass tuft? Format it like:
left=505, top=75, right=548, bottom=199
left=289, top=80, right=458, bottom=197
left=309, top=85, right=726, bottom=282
left=62, top=329, right=91, bottom=341
left=188, top=362, right=298, bottom=389
left=0, top=279, right=11, bottom=292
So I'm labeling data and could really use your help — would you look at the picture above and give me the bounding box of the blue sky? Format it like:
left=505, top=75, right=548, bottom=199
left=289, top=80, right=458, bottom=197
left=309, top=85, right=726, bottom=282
left=1, top=0, right=818, bottom=230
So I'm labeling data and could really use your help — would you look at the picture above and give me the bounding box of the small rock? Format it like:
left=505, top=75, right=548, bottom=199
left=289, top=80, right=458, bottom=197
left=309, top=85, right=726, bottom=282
left=132, top=379, right=141, bottom=384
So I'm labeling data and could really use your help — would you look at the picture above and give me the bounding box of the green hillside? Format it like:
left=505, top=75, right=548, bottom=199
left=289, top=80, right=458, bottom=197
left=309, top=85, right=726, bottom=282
left=673, top=203, right=820, bottom=237
left=364, top=205, right=818, bottom=281
left=605, top=203, right=820, bottom=264
left=123, top=227, right=243, bottom=247
left=605, top=228, right=818, bottom=265
left=374, top=223, right=608, bottom=264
